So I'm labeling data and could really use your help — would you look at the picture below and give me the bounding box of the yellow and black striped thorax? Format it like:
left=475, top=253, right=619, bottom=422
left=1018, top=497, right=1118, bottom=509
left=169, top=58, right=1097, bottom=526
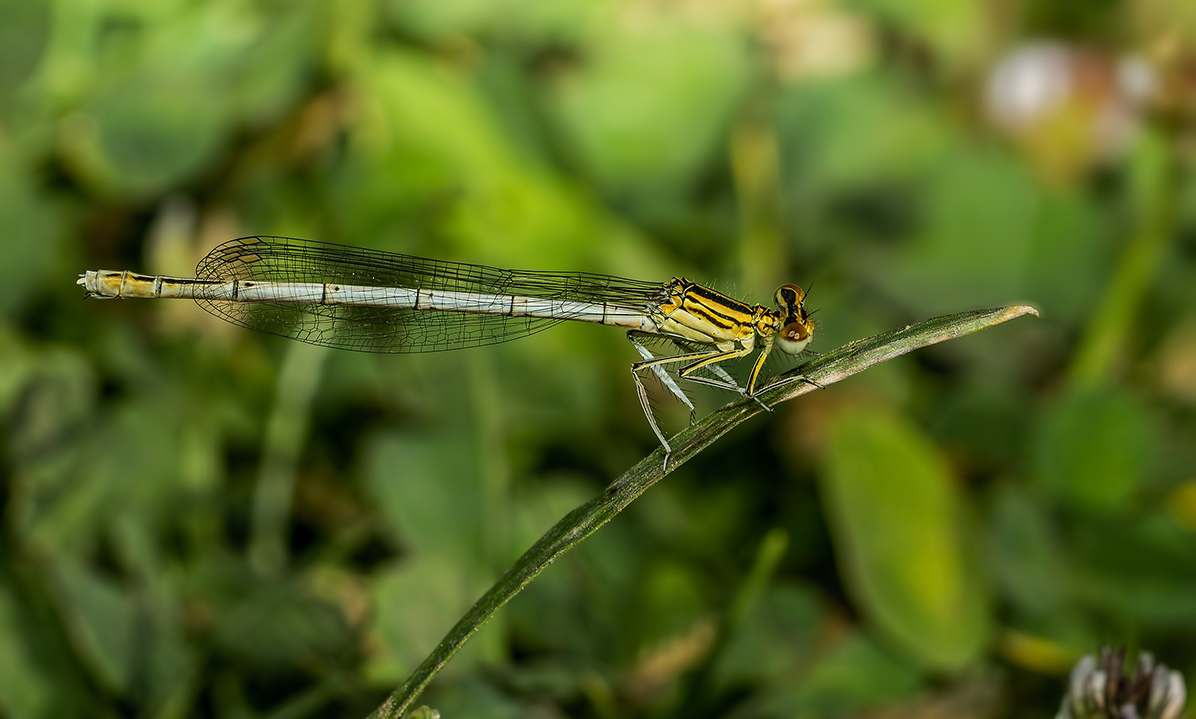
left=671, top=278, right=757, bottom=328
left=651, top=278, right=814, bottom=354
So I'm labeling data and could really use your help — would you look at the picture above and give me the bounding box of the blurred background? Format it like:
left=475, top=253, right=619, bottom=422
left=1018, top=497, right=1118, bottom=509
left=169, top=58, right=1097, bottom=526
left=2, top=0, right=1195, bottom=717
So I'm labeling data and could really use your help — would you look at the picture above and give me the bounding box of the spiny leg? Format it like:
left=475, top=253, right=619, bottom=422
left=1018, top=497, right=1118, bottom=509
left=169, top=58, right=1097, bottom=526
left=742, top=333, right=777, bottom=411
left=630, top=347, right=730, bottom=438
left=629, top=343, right=745, bottom=469
left=654, top=335, right=763, bottom=412
left=674, top=368, right=772, bottom=412
left=667, top=339, right=749, bottom=397
left=628, top=332, right=698, bottom=424
left=630, top=336, right=771, bottom=414
left=628, top=335, right=726, bottom=469
left=630, top=365, right=674, bottom=467
left=674, top=344, right=770, bottom=411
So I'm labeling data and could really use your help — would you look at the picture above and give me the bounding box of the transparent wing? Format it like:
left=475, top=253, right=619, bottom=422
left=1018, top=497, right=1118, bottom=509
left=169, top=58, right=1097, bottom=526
left=193, top=236, right=667, bottom=353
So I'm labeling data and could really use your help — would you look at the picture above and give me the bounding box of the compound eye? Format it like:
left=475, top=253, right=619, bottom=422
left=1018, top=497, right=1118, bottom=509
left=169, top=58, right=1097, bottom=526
left=776, top=320, right=813, bottom=355
left=785, top=320, right=810, bottom=341
left=774, top=284, right=806, bottom=314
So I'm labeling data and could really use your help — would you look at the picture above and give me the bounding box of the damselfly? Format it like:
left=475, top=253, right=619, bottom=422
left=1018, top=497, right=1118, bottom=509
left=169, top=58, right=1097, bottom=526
left=79, top=236, right=816, bottom=466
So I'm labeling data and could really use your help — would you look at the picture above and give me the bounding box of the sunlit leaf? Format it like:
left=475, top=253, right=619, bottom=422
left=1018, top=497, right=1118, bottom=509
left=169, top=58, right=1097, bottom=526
left=823, top=409, right=990, bottom=671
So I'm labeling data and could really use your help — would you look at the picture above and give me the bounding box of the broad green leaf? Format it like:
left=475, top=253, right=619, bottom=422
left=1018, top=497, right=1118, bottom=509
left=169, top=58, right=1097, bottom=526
left=51, top=562, right=138, bottom=693
left=1070, top=517, right=1196, bottom=626
left=778, top=75, right=951, bottom=192
left=822, top=408, right=989, bottom=671
left=548, top=19, right=752, bottom=193
left=344, top=50, right=652, bottom=276
left=361, top=430, right=484, bottom=562
left=880, top=151, right=1039, bottom=310
left=66, top=72, right=232, bottom=197
left=987, top=484, right=1069, bottom=618
left=0, top=586, right=61, bottom=718
left=1033, top=387, right=1154, bottom=510
left=215, top=581, right=353, bottom=668
left=57, top=0, right=325, bottom=197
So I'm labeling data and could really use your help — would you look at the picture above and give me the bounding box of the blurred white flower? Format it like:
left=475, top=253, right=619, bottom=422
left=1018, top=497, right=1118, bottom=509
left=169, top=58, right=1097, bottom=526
left=1056, top=647, right=1186, bottom=719
left=985, top=42, right=1156, bottom=177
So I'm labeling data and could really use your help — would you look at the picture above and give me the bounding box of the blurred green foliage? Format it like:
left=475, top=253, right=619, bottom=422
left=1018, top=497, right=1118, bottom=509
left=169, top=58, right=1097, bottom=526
left=2, top=0, right=1195, bottom=717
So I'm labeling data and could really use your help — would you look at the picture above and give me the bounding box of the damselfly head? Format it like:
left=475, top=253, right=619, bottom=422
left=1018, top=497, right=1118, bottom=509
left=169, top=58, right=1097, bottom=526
left=773, top=283, right=815, bottom=355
